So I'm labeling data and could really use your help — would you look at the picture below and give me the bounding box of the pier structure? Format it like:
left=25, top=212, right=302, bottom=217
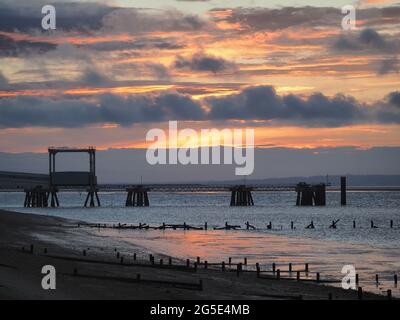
left=230, top=185, right=254, bottom=206
left=125, top=185, right=150, bottom=207
left=24, top=186, right=48, bottom=208
left=49, top=146, right=100, bottom=207
left=23, top=186, right=60, bottom=208
left=295, top=182, right=326, bottom=206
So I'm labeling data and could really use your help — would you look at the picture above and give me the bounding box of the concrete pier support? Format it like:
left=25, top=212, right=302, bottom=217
left=296, top=182, right=326, bottom=206
left=126, top=186, right=150, bottom=207
left=84, top=187, right=101, bottom=207
left=230, top=185, right=254, bottom=206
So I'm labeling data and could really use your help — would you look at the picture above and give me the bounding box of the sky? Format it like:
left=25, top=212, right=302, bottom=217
left=0, top=0, right=400, bottom=156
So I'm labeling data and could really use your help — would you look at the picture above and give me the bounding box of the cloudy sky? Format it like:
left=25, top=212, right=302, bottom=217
left=0, top=0, right=400, bottom=153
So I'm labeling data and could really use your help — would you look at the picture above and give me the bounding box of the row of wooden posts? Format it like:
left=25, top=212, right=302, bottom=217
left=23, top=243, right=397, bottom=299
left=83, top=219, right=398, bottom=231
left=22, top=177, right=349, bottom=208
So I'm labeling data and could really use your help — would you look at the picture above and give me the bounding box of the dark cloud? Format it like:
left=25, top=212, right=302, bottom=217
left=388, top=91, right=400, bottom=108
left=377, top=57, right=400, bottom=75
left=0, top=2, right=208, bottom=35
left=175, top=52, right=237, bottom=73
left=146, top=63, right=171, bottom=80
left=81, top=38, right=185, bottom=52
left=0, top=34, right=56, bottom=57
left=332, top=28, right=400, bottom=54
left=102, top=8, right=208, bottom=34
left=79, top=69, right=110, bottom=85
left=0, top=92, right=206, bottom=128
left=1, top=85, right=400, bottom=128
left=211, top=6, right=400, bottom=32
left=211, top=7, right=342, bottom=31
left=0, top=2, right=115, bottom=33
left=206, top=86, right=368, bottom=127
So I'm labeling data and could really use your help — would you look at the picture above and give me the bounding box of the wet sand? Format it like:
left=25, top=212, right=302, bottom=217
left=0, top=209, right=387, bottom=300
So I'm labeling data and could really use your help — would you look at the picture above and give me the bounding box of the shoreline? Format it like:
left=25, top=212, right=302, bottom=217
left=0, top=209, right=388, bottom=300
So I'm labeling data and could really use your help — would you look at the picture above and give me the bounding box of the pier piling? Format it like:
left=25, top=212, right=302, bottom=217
left=295, top=183, right=326, bottom=206
left=230, top=185, right=254, bottom=206
left=125, top=186, right=150, bottom=207
left=341, top=176, right=347, bottom=206
left=84, top=187, right=101, bottom=207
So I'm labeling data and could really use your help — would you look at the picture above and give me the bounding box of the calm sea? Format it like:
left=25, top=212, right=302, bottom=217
left=1, top=190, right=400, bottom=296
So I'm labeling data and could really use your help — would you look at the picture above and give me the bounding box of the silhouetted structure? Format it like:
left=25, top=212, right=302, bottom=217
left=295, top=182, right=326, bottom=206
left=341, top=176, right=347, bottom=206
left=230, top=185, right=254, bottom=206
left=48, top=147, right=100, bottom=207
left=126, top=186, right=150, bottom=207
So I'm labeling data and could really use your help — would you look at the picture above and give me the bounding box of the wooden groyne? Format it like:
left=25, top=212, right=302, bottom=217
left=21, top=243, right=398, bottom=299
left=80, top=219, right=398, bottom=232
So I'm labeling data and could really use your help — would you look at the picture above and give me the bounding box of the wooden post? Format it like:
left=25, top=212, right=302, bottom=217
left=353, top=220, right=356, bottom=229
left=297, top=271, right=300, bottom=281
left=244, top=257, right=247, bottom=265
left=356, top=274, right=359, bottom=285
left=197, top=256, right=200, bottom=264
left=133, top=253, right=137, bottom=261
left=228, top=257, right=232, bottom=265
left=341, top=176, right=347, bottom=206
left=168, top=257, right=172, bottom=266
left=305, top=263, right=309, bottom=272
left=289, top=263, right=292, bottom=272
left=390, top=220, right=393, bottom=228
left=387, top=289, right=392, bottom=300
left=375, top=274, right=379, bottom=284
left=83, top=250, right=86, bottom=256
left=256, top=263, right=260, bottom=278
left=186, top=259, right=190, bottom=268
left=222, top=261, right=225, bottom=271
left=394, top=274, right=398, bottom=286
left=160, top=258, right=163, bottom=265
left=291, top=221, right=294, bottom=230
left=358, top=287, right=363, bottom=300
left=272, top=262, right=276, bottom=273
left=204, top=261, right=208, bottom=269
left=204, top=222, right=207, bottom=230
left=120, top=256, right=124, bottom=264
left=316, top=272, right=320, bottom=282
left=194, top=262, right=197, bottom=272
left=277, top=269, right=280, bottom=280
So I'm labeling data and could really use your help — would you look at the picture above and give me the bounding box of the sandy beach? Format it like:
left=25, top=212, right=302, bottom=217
left=0, top=209, right=388, bottom=300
